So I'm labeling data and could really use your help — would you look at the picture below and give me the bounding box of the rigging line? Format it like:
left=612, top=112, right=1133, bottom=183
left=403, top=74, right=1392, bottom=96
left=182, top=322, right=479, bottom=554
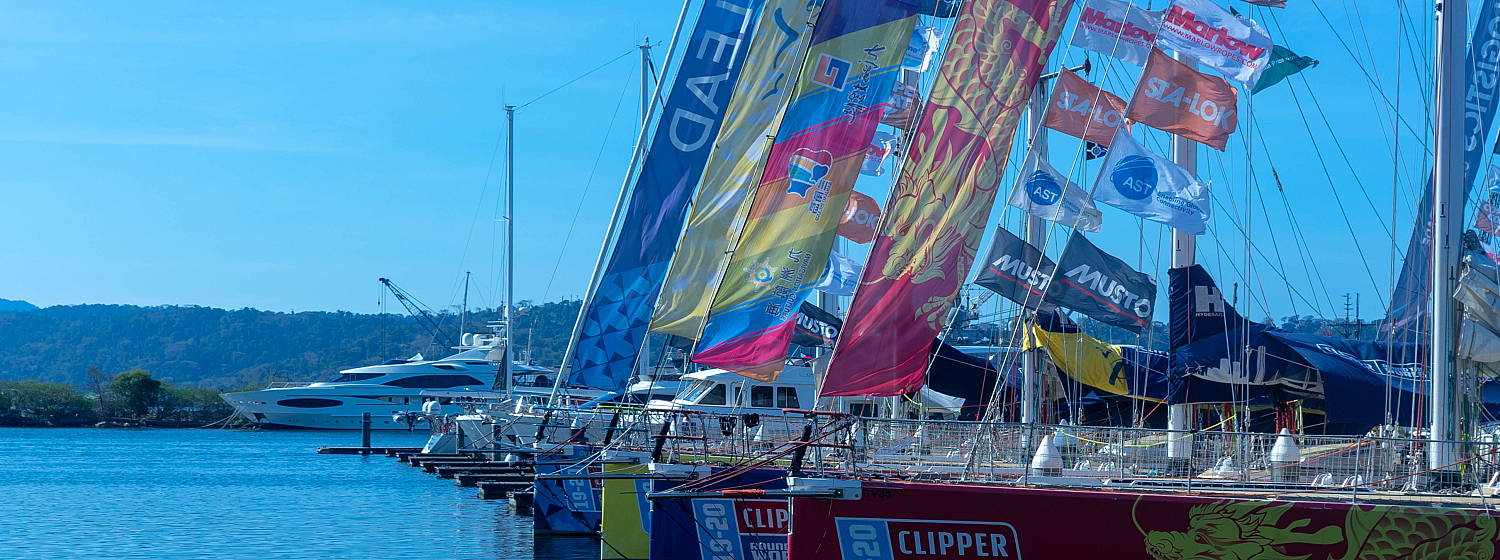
left=1202, top=178, right=1324, bottom=315
left=1276, top=181, right=1339, bottom=317
left=1296, top=0, right=1427, bottom=143
left=1265, top=11, right=1413, bottom=233
left=540, top=65, right=637, bottom=304
left=515, top=43, right=657, bottom=111
left=1251, top=169, right=1299, bottom=316
left=1329, top=0, right=1403, bottom=164
left=1282, top=72, right=1389, bottom=309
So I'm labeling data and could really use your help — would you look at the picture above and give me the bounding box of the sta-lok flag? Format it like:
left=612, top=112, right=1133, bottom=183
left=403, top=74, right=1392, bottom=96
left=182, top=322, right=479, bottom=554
left=1042, top=68, right=1129, bottom=147
left=1070, top=0, right=1163, bottom=66
left=1091, top=129, right=1211, bottom=234
left=1006, top=149, right=1103, bottom=232
left=838, top=190, right=882, bottom=244
left=1128, top=48, right=1239, bottom=151
left=1156, top=0, right=1272, bottom=85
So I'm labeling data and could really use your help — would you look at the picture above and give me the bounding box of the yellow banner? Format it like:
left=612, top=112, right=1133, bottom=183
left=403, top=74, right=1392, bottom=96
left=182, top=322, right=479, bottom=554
left=1026, top=325, right=1162, bottom=402
left=648, top=0, right=823, bottom=339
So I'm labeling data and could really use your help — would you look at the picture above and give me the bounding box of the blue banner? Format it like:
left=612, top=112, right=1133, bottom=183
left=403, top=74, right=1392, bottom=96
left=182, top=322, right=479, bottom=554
left=569, top=0, right=765, bottom=391
left=1385, top=0, right=1500, bottom=341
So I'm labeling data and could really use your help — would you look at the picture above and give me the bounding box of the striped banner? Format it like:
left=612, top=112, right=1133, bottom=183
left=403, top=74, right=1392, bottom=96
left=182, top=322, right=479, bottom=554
left=821, top=0, right=1077, bottom=396
left=691, top=0, right=922, bottom=381
left=649, top=0, right=824, bottom=340
left=567, top=0, right=764, bottom=392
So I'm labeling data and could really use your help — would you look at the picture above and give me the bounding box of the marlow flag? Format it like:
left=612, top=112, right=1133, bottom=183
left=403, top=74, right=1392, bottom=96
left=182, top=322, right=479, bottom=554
left=1043, top=68, right=1129, bottom=147
left=1006, top=149, right=1103, bottom=232
left=1091, top=129, right=1211, bottom=234
left=1156, top=0, right=1272, bottom=85
left=1250, top=45, right=1317, bottom=93
left=1128, top=48, right=1239, bottom=151
left=1070, top=0, right=1163, bottom=66
left=838, top=190, right=882, bottom=244
left=1243, top=0, right=1286, bottom=7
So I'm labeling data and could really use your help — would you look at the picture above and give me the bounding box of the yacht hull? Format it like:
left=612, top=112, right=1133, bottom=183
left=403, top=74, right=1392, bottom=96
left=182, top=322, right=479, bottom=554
left=788, top=481, right=1500, bottom=559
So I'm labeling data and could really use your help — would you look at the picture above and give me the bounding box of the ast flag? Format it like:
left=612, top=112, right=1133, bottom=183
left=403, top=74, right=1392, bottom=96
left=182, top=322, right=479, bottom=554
left=838, top=190, right=882, bottom=244
left=1069, top=0, right=1163, bottom=66
left=1005, top=149, right=1103, bottom=232
left=1156, top=0, right=1272, bottom=84
left=815, top=251, right=863, bottom=296
left=1128, top=48, right=1239, bottom=150
left=1042, top=68, right=1129, bottom=147
left=1091, top=129, right=1211, bottom=234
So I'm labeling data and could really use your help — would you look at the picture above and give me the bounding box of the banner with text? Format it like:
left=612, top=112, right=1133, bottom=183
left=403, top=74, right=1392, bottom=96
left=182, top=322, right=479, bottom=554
left=823, top=0, right=1077, bottom=397
left=1069, top=0, right=1162, bottom=66
left=1042, top=68, right=1129, bottom=147
left=1127, top=48, right=1238, bottom=151
left=1156, top=0, right=1272, bottom=84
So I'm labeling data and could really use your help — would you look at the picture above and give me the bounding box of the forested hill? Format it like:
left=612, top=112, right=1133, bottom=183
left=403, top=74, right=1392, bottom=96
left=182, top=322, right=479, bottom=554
left=0, top=300, right=582, bottom=389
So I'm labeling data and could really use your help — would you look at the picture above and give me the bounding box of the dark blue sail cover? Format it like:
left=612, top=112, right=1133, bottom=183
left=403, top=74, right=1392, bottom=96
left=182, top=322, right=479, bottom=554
left=1169, top=265, right=1427, bottom=433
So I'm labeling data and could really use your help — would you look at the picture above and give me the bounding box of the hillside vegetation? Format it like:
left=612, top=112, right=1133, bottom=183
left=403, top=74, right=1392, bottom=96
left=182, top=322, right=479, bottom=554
left=0, top=300, right=581, bottom=389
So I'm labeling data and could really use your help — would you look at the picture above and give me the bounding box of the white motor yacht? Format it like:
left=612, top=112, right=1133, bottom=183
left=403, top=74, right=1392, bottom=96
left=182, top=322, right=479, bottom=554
left=220, top=332, right=552, bottom=430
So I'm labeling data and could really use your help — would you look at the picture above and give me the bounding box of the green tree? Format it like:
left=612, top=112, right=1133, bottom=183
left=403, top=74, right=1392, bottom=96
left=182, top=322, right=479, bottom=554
left=0, top=380, right=93, bottom=426
left=109, top=370, right=163, bottom=418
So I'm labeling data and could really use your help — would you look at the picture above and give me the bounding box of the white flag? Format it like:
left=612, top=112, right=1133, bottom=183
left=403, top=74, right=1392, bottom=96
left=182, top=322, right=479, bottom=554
left=1486, top=164, right=1500, bottom=195
left=815, top=251, right=863, bottom=296
left=1006, top=149, right=1103, bottom=232
left=1091, top=129, right=1211, bottom=234
left=1070, top=0, right=1164, bottom=67
left=1156, top=0, right=1273, bottom=85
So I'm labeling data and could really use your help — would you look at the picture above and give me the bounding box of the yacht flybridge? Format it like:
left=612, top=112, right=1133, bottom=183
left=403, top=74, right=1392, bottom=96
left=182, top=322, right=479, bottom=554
left=221, top=332, right=550, bottom=430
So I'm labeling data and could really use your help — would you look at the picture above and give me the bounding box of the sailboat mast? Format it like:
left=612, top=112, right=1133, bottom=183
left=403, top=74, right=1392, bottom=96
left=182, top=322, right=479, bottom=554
left=503, top=106, right=515, bottom=395
left=1429, top=0, right=1466, bottom=485
left=1166, top=51, right=1199, bottom=474
left=551, top=2, right=691, bottom=406
left=1021, top=84, right=1048, bottom=427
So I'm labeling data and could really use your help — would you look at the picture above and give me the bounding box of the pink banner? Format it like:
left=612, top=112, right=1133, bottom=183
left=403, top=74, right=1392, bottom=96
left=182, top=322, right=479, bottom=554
left=821, top=0, right=1076, bottom=397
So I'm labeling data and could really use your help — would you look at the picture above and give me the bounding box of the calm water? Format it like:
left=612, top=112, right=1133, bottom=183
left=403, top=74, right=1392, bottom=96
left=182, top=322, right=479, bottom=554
left=0, top=428, right=597, bottom=560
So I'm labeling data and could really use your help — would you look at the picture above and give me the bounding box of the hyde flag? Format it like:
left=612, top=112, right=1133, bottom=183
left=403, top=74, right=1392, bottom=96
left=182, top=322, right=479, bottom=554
left=1091, top=129, right=1212, bottom=234
left=1043, top=69, right=1129, bottom=147
left=1156, top=0, right=1273, bottom=85
left=1128, top=48, right=1239, bottom=151
left=1006, top=149, right=1103, bottom=232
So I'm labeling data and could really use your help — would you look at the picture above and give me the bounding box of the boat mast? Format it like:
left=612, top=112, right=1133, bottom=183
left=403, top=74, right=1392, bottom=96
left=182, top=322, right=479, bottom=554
left=1429, top=0, right=1466, bottom=486
left=1166, top=51, right=1198, bottom=476
left=503, top=106, right=515, bottom=395
left=551, top=6, right=691, bottom=406
left=462, top=271, right=470, bottom=339
left=1021, top=83, right=1048, bottom=428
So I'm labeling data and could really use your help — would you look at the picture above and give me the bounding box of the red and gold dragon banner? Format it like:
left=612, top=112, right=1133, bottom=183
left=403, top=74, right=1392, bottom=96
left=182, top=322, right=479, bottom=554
left=822, top=0, right=1077, bottom=396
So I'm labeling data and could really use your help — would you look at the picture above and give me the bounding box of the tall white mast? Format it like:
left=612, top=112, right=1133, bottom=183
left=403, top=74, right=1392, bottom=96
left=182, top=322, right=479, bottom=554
left=503, top=107, right=515, bottom=395
left=1166, top=51, right=1198, bottom=475
left=1021, top=83, right=1048, bottom=427
left=1429, top=0, right=1466, bottom=486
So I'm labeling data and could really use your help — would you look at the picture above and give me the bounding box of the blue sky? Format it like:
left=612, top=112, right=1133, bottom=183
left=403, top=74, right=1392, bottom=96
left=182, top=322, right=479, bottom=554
left=0, top=0, right=1456, bottom=327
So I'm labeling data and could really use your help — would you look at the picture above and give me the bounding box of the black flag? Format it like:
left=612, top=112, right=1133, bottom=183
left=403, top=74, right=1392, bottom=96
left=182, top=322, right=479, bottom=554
left=974, top=227, right=1056, bottom=311
left=791, top=301, right=842, bottom=348
left=1047, top=232, right=1157, bottom=332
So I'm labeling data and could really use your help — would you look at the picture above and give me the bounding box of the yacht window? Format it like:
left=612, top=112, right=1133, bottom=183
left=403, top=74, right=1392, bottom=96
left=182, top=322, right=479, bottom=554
left=330, top=372, right=382, bottom=383
left=847, top=403, right=880, bottom=418
left=750, top=386, right=774, bottom=408
left=776, top=387, right=800, bottom=409
left=403, top=397, right=410, bottom=405
left=678, top=379, right=715, bottom=403
left=733, top=386, right=743, bottom=407
left=698, top=384, right=727, bottom=406
left=380, top=375, right=484, bottom=389
left=277, top=398, right=342, bottom=408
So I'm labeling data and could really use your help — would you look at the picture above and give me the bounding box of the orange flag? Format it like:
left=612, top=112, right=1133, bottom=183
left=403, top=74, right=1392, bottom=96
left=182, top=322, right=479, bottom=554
left=1042, top=69, right=1128, bottom=147
left=1127, top=48, right=1239, bottom=151
left=837, top=190, right=882, bottom=243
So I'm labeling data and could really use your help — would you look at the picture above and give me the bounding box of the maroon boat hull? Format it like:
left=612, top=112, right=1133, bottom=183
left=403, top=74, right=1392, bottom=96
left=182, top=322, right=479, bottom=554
left=788, top=481, right=1500, bottom=559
